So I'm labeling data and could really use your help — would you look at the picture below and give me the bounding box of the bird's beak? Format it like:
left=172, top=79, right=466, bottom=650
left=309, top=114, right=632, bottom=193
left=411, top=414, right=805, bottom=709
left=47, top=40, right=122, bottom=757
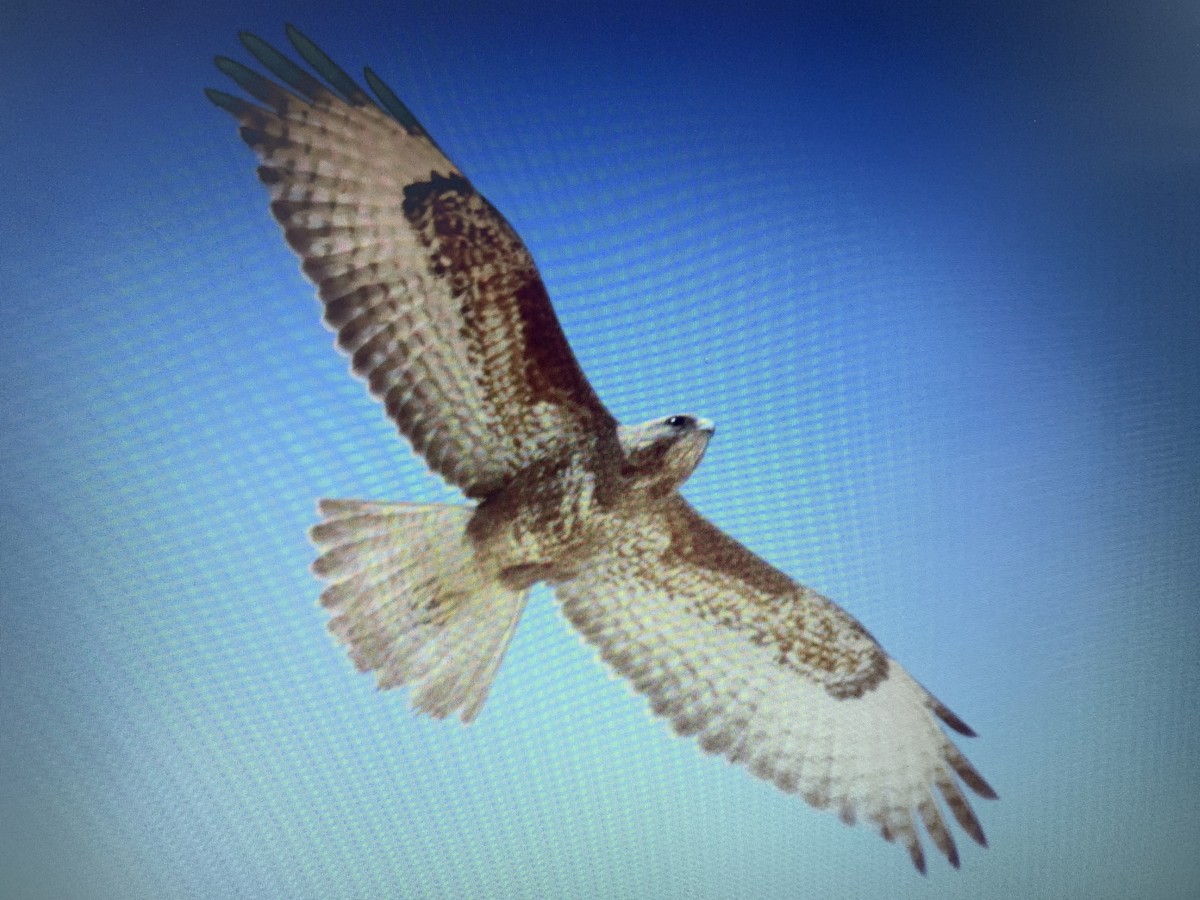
left=696, top=417, right=716, bottom=436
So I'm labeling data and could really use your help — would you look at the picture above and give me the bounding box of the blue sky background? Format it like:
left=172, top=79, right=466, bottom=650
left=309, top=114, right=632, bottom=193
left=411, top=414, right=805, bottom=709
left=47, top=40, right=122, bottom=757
left=3, top=2, right=1198, bottom=897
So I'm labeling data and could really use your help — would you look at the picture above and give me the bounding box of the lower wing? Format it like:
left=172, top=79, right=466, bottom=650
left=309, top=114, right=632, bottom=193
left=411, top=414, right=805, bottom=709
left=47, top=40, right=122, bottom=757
left=554, top=496, right=996, bottom=872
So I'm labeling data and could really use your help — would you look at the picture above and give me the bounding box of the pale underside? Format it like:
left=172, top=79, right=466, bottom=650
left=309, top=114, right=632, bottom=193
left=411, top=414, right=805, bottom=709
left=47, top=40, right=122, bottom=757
left=210, top=26, right=996, bottom=874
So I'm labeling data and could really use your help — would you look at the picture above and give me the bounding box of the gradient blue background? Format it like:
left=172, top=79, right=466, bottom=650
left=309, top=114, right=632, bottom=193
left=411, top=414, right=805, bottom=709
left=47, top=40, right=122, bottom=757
left=3, top=2, right=1198, bottom=897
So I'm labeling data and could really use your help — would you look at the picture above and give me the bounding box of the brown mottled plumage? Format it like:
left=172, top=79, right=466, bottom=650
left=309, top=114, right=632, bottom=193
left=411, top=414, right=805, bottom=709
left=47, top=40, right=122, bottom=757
left=209, top=26, right=996, bottom=873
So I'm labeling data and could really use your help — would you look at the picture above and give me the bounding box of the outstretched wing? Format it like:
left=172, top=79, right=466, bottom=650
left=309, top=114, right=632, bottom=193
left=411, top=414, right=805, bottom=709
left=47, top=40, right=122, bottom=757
left=555, top=496, right=996, bottom=873
left=207, top=27, right=615, bottom=498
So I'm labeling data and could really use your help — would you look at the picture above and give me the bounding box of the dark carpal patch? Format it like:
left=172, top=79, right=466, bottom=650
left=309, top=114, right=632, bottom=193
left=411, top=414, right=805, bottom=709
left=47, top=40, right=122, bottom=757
left=667, top=499, right=888, bottom=699
left=401, top=172, right=611, bottom=417
left=401, top=171, right=475, bottom=232
left=747, top=601, right=890, bottom=700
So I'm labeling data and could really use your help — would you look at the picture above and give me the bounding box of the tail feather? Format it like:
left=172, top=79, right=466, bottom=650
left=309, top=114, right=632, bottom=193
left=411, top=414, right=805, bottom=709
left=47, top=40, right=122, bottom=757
left=310, top=498, right=529, bottom=722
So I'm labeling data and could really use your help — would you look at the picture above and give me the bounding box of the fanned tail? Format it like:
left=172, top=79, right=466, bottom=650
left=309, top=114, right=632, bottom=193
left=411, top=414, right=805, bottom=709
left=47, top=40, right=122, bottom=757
left=310, top=499, right=529, bottom=722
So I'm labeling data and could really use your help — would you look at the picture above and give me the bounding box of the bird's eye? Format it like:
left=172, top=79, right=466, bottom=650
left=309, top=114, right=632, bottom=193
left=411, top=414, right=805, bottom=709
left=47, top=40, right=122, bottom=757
left=666, top=415, right=693, bottom=429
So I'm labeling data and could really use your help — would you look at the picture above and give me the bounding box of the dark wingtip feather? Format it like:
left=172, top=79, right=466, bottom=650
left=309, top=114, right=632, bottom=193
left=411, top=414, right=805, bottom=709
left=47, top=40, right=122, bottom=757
left=918, top=796, right=961, bottom=869
left=933, top=699, right=977, bottom=737
left=363, top=66, right=421, bottom=132
left=949, top=748, right=999, bottom=801
left=204, top=87, right=253, bottom=116
left=239, top=30, right=326, bottom=100
left=973, top=775, right=999, bottom=801
left=936, top=772, right=990, bottom=847
left=365, top=66, right=452, bottom=158
left=910, top=843, right=928, bottom=875
left=214, top=55, right=291, bottom=110
left=285, top=23, right=369, bottom=104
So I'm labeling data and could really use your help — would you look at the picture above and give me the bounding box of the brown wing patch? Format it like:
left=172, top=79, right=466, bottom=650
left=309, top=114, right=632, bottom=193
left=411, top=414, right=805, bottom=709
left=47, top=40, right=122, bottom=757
left=665, top=497, right=888, bottom=699
left=400, top=171, right=612, bottom=437
left=209, top=29, right=617, bottom=498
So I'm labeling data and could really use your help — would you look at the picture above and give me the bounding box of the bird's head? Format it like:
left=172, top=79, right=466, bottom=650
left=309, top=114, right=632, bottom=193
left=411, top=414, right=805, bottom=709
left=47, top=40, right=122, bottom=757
left=617, top=414, right=715, bottom=497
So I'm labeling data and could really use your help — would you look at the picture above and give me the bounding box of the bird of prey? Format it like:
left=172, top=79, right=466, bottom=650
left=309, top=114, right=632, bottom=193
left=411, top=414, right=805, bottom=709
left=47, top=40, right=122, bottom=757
left=207, top=26, right=996, bottom=873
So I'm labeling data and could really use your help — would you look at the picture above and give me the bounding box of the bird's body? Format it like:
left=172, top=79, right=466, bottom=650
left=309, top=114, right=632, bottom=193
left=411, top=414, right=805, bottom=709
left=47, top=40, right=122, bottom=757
left=209, top=27, right=996, bottom=874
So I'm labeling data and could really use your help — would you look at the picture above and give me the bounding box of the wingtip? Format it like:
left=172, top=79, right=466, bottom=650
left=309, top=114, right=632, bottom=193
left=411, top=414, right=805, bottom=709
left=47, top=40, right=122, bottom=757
left=204, top=87, right=245, bottom=114
left=363, top=65, right=423, bottom=133
left=283, top=23, right=309, bottom=58
left=912, top=849, right=928, bottom=876
left=283, top=22, right=366, bottom=103
left=934, top=699, right=977, bottom=737
left=236, top=27, right=327, bottom=102
left=213, top=55, right=241, bottom=78
left=237, top=29, right=274, bottom=60
left=284, top=22, right=321, bottom=61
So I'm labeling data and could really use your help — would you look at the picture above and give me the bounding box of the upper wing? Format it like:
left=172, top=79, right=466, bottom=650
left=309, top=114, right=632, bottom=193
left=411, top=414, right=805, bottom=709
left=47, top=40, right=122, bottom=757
left=207, top=27, right=615, bottom=498
left=555, top=496, right=996, bottom=873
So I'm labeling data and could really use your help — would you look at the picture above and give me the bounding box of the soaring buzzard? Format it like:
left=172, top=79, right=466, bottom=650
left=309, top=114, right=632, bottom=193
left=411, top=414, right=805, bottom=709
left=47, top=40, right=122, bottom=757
left=208, top=27, right=995, bottom=873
